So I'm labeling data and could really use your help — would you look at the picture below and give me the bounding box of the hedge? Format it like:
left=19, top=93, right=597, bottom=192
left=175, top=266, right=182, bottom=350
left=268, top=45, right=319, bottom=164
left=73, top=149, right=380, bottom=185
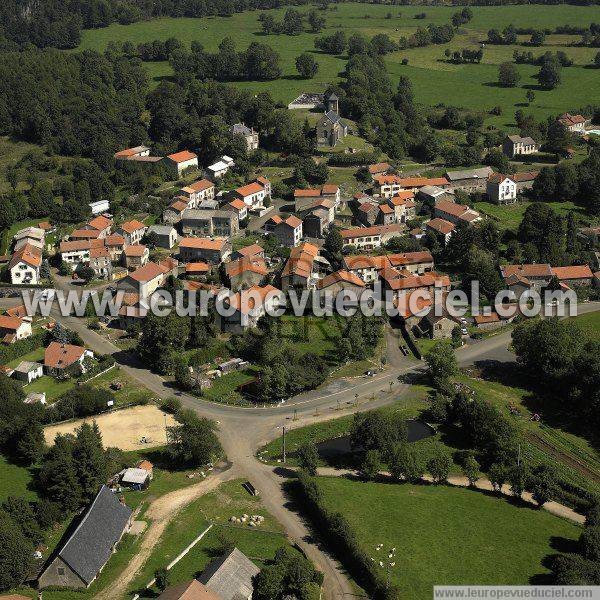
left=0, top=332, right=46, bottom=365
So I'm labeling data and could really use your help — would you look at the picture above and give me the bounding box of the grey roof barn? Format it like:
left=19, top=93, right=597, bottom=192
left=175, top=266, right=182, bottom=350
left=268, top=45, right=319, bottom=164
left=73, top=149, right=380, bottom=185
left=38, top=486, right=132, bottom=589
left=198, top=548, right=259, bottom=600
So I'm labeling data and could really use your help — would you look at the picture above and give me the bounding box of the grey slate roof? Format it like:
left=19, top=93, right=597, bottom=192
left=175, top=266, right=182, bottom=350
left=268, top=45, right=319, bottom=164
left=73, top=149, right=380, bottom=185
left=445, top=166, right=493, bottom=181
left=57, top=486, right=131, bottom=585
left=232, top=123, right=253, bottom=136
left=327, top=92, right=339, bottom=100
left=325, top=110, right=341, bottom=124
left=148, top=225, right=175, bottom=236
left=198, top=548, right=259, bottom=600
left=14, top=360, right=41, bottom=373
left=507, top=134, right=536, bottom=145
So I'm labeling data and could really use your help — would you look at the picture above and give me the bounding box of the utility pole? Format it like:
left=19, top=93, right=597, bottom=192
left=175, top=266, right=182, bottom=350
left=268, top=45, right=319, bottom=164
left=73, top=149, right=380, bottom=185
left=282, top=426, right=286, bottom=463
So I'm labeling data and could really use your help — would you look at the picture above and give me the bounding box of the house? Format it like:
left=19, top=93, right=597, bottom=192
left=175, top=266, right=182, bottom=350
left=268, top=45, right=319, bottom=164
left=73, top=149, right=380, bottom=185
left=9, top=243, right=42, bottom=285
left=163, top=199, right=190, bottom=224
left=418, top=310, right=458, bottom=340
left=316, top=270, right=365, bottom=295
left=70, top=228, right=102, bottom=242
left=340, top=224, right=405, bottom=250
left=38, top=486, right=132, bottom=589
left=88, top=245, right=113, bottom=279
left=503, top=135, right=537, bottom=158
left=117, top=261, right=170, bottom=299
left=417, top=185, right=453, bottom=206
left=14, top=227, right=45, bottom=251
left=206, top=156, right=235, bottom=180
left=44, top=342, right=92, bottom=376
left=120, top=468, right=150, bottom=491
left=380, top=269, right=450, bottom=301
left=426, top=218, right=456, bottom=245
left=224, top=199, right=248, bottom=222
left=372, top=174, right=404, bottom=199
left=343, top=251, right=434, bottom=283
left=232, top=178, right=270, bottom=211
left=199, top=548, right=260, bottom=600
left=395, top=290, right=434, bottom=330
left=116, top=220, right=147, bottom=245
left=294, top=185, right=340, bottom=212
left=231, top=123, right=259, bottom=151
left=303, top=207, right=332, bottom=238
left=281, top=242, right=323, bottom=290
left=0, top=315, right=32, bottom=344
left=89, top=199, right=110, bottom=215
left=136, top=460, right=153, bottom=479
left=500, top=264, right=553, bottom=295
left=85, top=215, right=113, bottom=237
left=181, top=209, right=239, bottom=238
left=386, top=192, right=416, bottom=223
left=163, top=150, right=199, bottom=177
left=434, top=200, right=481, bottom=225
left=114, top=146, right=151, bottom=160
left=147, top=225, right=178, bottom=249
left=264, top=215, right=283, bottom=232
left=473, top=313, right=503, bottom=331
left=273, top=215, right=303, bottom=247
left=551, top=265, right=594, bottom=287
left=444, top=167, right=494, bottom=192
left=123, top=244, right=150, bottom=269
left=316, top=93, right=348, bottom=147
left=179, top=179, right=215, bottom=208
left=512, top=171, right=539, bottom=193
left=11, top=360, right=42, bottom=383
left=368, top=162, right=392, bottom=177
left=60, top=240, right=94, bottom=268
left=219, top=285, right=283, bottom=334
left=179, top=237, right=231, bottom=264
left=486, top=174, right=517, bottom=204
left=185, top=262, right=211, bottom=279
left=234, top=244, right=264, bottom=260
left=226, top=256, right=269, bottom=291
left=104, top=235, right=126, bottom=262
left=157, top=580, right=221, bottom=600
left=397, top=177, right=449, bottom=194
left=357, top=202, right=379, bottom=227
left=558, top=113, right=587, bottom=135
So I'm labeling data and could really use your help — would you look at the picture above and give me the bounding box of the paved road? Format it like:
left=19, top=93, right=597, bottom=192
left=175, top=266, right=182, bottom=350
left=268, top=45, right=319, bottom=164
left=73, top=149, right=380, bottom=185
left=4, top=295, right=599, bottom=599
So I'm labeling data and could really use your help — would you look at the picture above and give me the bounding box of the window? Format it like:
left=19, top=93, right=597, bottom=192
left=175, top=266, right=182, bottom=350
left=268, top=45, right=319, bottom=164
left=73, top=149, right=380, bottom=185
left=57, top=567, right=65, bottom=575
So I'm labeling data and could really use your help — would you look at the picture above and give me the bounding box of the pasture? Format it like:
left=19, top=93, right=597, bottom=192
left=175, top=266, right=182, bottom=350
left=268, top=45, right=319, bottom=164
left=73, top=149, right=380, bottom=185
left=315, top=476, right=581, bottom=599
left=77, top=3, right=600, bottom=125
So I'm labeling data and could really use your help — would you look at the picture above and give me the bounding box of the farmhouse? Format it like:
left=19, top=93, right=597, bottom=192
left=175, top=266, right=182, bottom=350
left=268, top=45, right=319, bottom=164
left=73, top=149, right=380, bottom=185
left=434, top=200, right=481, bottom=225
left=9, top=243, right=42, bottom=285
left=116, top=220, right=147, bottom=245
left=486, top=174, right=517, bottom=204
left=117, top=261, right=170, bottom=298
left=280, top=242, right=325, bottom=290
left=426, top=218, right=456, bottom=245
left=340, top=224, right=405, bottom=250
left=273, top=215, right=303, bottom=247
left=444, top=167, right=494, bottom=192
left=558, top=113, right=587, bottom=135
left=181, top=209, right=239, bottom=238
left=551, top=265, right=594, bottom=287
left=231, top=122, right=259, bottom=151
left=294, top=185, right=340, bottom=212
left=512, top=171, right=539, bottom=193
left=179, top=179, right=215, bottom=208
left=500, top=263, right=553, bottom=294
left=198, top=548, right=260, bottom=600
left=38, top=486, right=132, bottom=589
left=146, top=225, right=178, bottom=249
left=179, top=237, right=231, bottom=264
left=0, top=315, right=32, bottom=344
left=503, top=135, right=537, bottom=158
left=219, top=285, right=283, bottom=333
left=163, top=150, right=198, bottom=177
left=44, top=342, right=92, bottom=376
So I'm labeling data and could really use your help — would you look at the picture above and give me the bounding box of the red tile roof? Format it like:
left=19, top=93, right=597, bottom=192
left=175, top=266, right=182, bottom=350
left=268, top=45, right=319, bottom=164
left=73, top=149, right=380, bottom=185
left=551, top=265, right=593, bottom=280
left=228, top=199, right=246, bottom=211
left=183, top=179, right=213, bottom=193
left=128, top=262, right=168, bottom=283
left=9, top=243, right=42, bottom=269
left=235, top=182, right=264, bottom=197
left=427, top=218, right=455, bottom=235
left=317, top=270, right=365, bottom=290
left=167, top=150, right=197, bottom=163
left=70, top=228, right=101, bottom=240
left=124, top=244, right=148, bottom=257
left=185, top=262, right=210, bottom=274
left=237, top=244, right=263, bottom=257
left=341, top=224, right=404, bottom=239
left=180, top=237, right=227, bottom=251
left=501, top=264, right=553, bottom=279
left=279, top=215, right=302, bottom=229
left=226, top=284, right=281, bottom=314
left=226, top=257, right=268, bottom=278
left=0, top=315, right=24, bottom=330
left=119, top=220, right=146, bottom=234
left=44, top=341, right=85, bottom=369
left=88, top=215, right=113, bottom=231
left=368, top=162, right=392, bottom=175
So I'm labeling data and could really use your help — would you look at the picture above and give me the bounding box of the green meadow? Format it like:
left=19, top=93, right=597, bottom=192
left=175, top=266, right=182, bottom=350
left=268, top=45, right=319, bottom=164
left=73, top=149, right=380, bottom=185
left=78, top=3, right=600, bottom=125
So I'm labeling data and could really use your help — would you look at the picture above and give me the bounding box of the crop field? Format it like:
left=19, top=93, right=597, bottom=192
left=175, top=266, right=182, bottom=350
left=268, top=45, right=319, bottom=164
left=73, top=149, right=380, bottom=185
left=78, top=3, right=600, bottom=125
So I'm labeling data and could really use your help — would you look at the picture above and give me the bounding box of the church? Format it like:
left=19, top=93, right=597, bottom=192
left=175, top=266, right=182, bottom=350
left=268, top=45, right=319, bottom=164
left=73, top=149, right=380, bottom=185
left=316, top=92, right=348, bottom=147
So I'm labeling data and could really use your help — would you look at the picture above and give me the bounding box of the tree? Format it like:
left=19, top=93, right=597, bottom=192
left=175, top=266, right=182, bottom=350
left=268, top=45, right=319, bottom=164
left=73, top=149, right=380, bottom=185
left=595, top=51, right=600, bottom=68
left=297, top=442, right=319, bottom=476
left=498, top=62, right=520, bottom=87
left=295, top=53, right=319, bottom=79
left=508, top=463, right=529, bottom=498
left=0, top=513, right=33, bottom=592
left=526, top=89, right=535, bottom=104
left=359, top=449, right=382, bottom=480
left=323, top=225, right=343, bottom=269
left=427, top=452, right=451, bottom=484
left=173, top=355, right=193, bottom=391
left=389, top=443, right=425, bottom=483
left=581, top=526, right=600, bottom=562
left=529, top=464, right=557, bottom=506
left=488, top=463, right=509, bottom=493
left=282, top=9, right=304, bottom=36
left=76, top=264, right=96, bottom=283
left=350, top=411, right=407, bottom=457
left=73, top=422, right=109, bottom=503
left=424, top=342, right=458, bottom=390
left=517, top=202, right=564, bottom=264
left=530, top=30, right=546, bottom=46
left=462, top=455, right=480, bottom=486
left=308, top=9, right=326, bottom=33
left=167, top=409, right=222, bottom=466
left=155, top=567, right=170, bottom=591
left=538, top=58, right=561, bottom=89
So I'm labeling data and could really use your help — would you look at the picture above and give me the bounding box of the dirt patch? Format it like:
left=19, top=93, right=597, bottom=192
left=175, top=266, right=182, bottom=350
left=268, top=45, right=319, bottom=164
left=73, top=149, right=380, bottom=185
left=43, top=404, right=177, bottom=450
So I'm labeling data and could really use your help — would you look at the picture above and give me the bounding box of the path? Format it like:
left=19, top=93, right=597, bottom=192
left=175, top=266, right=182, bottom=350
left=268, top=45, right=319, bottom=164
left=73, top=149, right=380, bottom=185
left=95, top=467, right=239, bottom=600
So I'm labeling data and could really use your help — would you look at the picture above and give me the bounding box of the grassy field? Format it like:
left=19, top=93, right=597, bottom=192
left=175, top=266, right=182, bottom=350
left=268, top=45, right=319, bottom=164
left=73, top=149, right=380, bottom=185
left=129, top=479, right=289, bottom=597
left=0, top=454, right=36, bottom=503
left=315, top=476, right=581, bottom=598
left=574, top=310, right=600, bottom=334
left=77, top=3, right=600, bottom=125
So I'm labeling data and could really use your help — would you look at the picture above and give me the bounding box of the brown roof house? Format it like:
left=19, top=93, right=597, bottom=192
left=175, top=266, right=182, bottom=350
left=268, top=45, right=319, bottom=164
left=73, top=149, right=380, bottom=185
left=219, top=285, right=283, bottom=334
left=280, top=242, right=325, bottom=291
left=179, top=237, right=231, bottom=264
left=116, top=261, right=170, bottom=299
left=116, top=220, right=147, bottom=245
left=273, top=216, right=303, bottom=248
left=158, top=580, right=221, bottom=600
left=226, top=256, right=269, bottom=292
left=44, top=342, right=93, bottom=377
left=38, top=486, right=132, bottom=589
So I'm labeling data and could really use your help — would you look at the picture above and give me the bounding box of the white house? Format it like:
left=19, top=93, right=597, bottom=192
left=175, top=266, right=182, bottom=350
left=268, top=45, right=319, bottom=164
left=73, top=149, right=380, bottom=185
left=163, top=150, right=199, bottom=177
left=232, top=177, right=270, bottom=211
left=502, top=135, right=537, bottom=158
left=558, top=113, right=587, bottom=135
left=12, top=360, right=43, bottom=383
left=89, top=200, right=110, bottom=215
left=486, top=174, right=517, bottom=204
left=274, top=216, right=303, bottom=247
left=9, top=243, right=42, bottom=285
left=231, top=123, right=259, bottom=151
left=206, top=156, right=235, bottom=180
left=0, top=315, right=32, bottom=344
left=179, top=179, right=215, bottom=208
left=116, top=220, right=147, bottom=245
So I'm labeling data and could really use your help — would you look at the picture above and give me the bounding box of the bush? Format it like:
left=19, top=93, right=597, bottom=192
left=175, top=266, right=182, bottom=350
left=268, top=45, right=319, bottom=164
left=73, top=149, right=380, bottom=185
left=161, top=397, right=182, bottom=415
left=427, top=452, right=451, bottom=484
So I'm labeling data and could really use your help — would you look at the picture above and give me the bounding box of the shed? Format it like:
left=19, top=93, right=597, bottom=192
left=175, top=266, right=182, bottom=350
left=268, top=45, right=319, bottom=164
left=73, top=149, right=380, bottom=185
left=121, top=468, right=150, bottom=490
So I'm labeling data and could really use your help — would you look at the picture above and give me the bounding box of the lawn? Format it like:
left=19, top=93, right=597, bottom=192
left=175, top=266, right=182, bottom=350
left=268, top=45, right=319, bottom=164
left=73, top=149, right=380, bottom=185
left=0, top=453, right=36, bottom=503
left=315, top=476, right=581, bottom=598
left=77, top=3, right=600, bottom=125
left=129, top=479, right=289, bottom=597
left=573, top=310, right=600, bottom=335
